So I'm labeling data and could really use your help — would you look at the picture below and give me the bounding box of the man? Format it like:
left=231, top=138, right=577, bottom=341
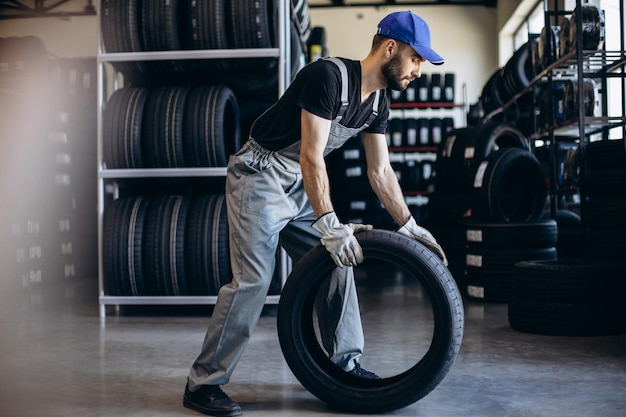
left=183, top=10, right=448, bottom=417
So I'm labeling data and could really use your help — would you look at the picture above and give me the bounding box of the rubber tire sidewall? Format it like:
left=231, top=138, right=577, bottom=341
left=277, top=229, right=464, bottom=414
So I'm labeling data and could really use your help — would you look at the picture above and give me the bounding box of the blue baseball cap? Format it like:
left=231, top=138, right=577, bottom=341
left=377, top=11, right=445, bottom=65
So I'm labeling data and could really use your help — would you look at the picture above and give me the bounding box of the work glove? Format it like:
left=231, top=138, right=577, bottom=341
left=397, top=216, right=449, bottom=266
left=312, top=212, right=373, bottom=268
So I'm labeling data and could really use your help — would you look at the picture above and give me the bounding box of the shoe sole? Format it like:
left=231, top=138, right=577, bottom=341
left=183, top=396, right=242, bottom=417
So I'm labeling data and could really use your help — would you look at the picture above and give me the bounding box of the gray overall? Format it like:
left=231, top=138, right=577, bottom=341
left=188, top=58, right=381, bottom=389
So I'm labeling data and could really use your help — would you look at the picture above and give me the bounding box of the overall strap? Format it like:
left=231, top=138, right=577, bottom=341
left=365, top=90, right=380, bottom=126
left=323, top=57, right=349, bottom=120
left=324, top=57, right=381, bottom=127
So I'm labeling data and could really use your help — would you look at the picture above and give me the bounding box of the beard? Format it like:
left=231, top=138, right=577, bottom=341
left=382, top=53, right=410, bottom=91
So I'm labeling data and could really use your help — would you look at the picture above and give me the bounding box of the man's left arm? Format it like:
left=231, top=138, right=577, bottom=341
left=362, top=132, right=448, bottom=265
left=361, top=132, right=411, bottom=226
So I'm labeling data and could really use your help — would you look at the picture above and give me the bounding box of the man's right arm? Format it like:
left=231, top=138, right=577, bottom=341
left=300, top=108, right=334, bottom=218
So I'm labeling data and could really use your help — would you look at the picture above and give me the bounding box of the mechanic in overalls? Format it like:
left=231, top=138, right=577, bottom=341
left=184, top=11, right=448, bottom=417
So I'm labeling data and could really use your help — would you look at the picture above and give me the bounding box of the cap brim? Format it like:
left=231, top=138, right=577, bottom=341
left=413, top=45, right=445, bottom=65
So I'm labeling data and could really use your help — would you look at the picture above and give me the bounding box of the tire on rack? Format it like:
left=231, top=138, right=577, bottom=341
left=229, top=0, right=278, bottom=72
left=143, top=86, right=189, bottom=168
left=139, top=0, right=187, bottom=79
left=277, top=229, right=464, bottom=414
left=208, top=195, right=232, bottom=294
left=103, top=196, right=149, bottom=296
left=103, top=87, right=149, bottom=169
left=101, top=0, right=147, bottom=84
left=472, top=147, right=547, bottom=222
left=184, top=85, right=241, bottom=167
left=143, top=195, right=190, bottom=296
left=180, top=0, right=231, bottom=74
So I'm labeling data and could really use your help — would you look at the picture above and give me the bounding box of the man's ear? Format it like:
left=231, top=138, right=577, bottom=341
left=384, top=39, right=398, bottom=58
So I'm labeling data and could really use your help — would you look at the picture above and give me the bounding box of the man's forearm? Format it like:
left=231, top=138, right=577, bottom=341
left=301, top=153, right=335, bottom=218
left=369, top=166, right=411, bottom=226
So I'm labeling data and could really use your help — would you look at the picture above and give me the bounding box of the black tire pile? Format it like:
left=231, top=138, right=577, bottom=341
left=100, top=0, right=311, bottom=101
left=509, top=260, right=626, bottom=336
left=427, top=122, right=555, bottom=300
left=479, top=39, right=536, bottom=133
left=477, top=4, right=605, bottom=135
left=507, top=139, right=626, bottom=337
left=101, top=0, right=312, bottom=296
left=581, top=139, right=626, bottom=261
left=104, top=194, right=230, bottom=296
left=103, top=85, right=241, bottom=170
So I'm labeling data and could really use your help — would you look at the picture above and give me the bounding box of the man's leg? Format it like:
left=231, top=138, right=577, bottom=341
left=280, top=219, right=365, bottom=371
left=188, top=146, right=295, bottom=389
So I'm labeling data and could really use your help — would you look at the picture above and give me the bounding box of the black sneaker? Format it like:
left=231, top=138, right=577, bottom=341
left=183, top=383, right=242, bottom=416
left=348, top=363, right=381, bottom=379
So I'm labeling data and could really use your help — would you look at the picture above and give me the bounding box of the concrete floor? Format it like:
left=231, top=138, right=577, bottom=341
left=1, top=273, right=625, bottom=417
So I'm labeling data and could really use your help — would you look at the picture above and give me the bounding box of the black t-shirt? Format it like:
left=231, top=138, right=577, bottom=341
left=250, top=58, right=389, bottom=151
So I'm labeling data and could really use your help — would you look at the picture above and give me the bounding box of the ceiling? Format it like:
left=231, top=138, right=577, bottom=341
left=308, top=0, right=497, bottom=7
left=0, top=0, right=496, bottom=20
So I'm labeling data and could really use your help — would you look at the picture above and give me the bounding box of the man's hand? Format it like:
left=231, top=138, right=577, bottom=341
left=312, top=212, right=373, bottom=267
left=398, top=216, right=449, bottom=266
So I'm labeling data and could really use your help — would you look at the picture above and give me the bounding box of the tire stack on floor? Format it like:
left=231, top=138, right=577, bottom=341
left=581, top=139, right=626, bottom=261
left=463, top=147, right=555, bottom=302
left=508, top=139, right=626, bottom=336
left=426, top=121, right=532, bottom=286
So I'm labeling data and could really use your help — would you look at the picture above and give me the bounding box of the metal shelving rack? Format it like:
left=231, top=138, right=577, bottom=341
left=484, top=0, right=625, bottom=217
left=96, top=0, right=292, bottom=318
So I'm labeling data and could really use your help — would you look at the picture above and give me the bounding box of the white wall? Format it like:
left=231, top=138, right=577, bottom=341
left=0, top=15, right=98, bottom=57
left=310, top=5, right=499, bottom=108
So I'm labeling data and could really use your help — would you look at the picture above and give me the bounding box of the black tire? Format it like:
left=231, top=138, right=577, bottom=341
left=581, top=169, right=626, bottom=199
left=229, top=0, right=278, bottom=71
left=208, top=194, right=232, bottom=294
left=472, top=147, right=547, bottom=222
left=277, top=230, right=463, bottom=413
left=465, top=219, right=557, bottom=247
left=142, top=86, right=189, bottom=168
left=101, top=0, right=147, bottom=84
left=511, top=259, right=626, bottom=303
left=509, top=259, right=626, bottom=336
left=585, top=138, right=626, bottom=170
left=183, top=85, right=241, bottom=167
left=185, top=195, right=214, bottom=295
left=180, top=0, right=232, bottom=74
left=139, top=0, right=187, bottom=78
left=465, top=272, right=513, bottom=302
left=508, top=298, right=624, bottom=336
left=480, top=69, right=504, bottom=114
left=465, top=246, right=557, bottom=274
left=103, top=87, right=149, bottom=169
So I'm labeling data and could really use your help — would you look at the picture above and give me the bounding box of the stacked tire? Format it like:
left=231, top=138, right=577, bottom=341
left=100, top=1, right=313, bottom=296
left=509, top=260, right=626, bottom=336
left=581, top=139, right=626, bottom=261
left=462, top=147, right=554, bottom=301
left=427, top=121, right=531, bottom=282
left=103, top=193, right=282, bottom=296
left=101, top=0, right=310, bottom=101
left=506, top=139, right=626, bottom=336
left=103, top=85, right=241, bottom=171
